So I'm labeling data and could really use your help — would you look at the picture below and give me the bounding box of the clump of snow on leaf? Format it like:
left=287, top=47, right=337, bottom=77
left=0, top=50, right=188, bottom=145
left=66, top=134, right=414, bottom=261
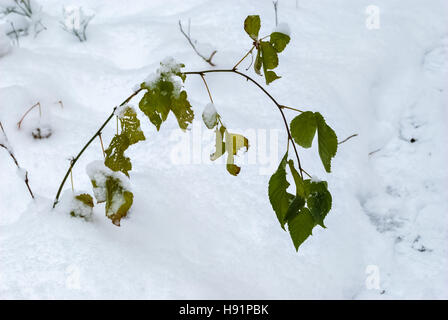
left=202, top=103, right=218, bottom=129
left=57, top=190, right=94, bottom=220
left=142, top=57, right=185, bottom=97
left=273, top=22, right=291, bottom=36
left=114, top=103, right=134, bottom=119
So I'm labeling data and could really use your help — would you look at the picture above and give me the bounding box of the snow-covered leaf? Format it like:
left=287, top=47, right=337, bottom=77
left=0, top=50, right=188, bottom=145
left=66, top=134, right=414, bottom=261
left=105, top=176, right=133, bottom=226
left=117, top=105, right=145, bottom=145
left=139, top=59, right=193, bottom=131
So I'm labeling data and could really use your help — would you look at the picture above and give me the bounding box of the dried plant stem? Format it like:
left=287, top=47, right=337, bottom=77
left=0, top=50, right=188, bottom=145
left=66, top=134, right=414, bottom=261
left=0, top=121, right=35, bottom=199
left=17, top=102, right=41, bottom=129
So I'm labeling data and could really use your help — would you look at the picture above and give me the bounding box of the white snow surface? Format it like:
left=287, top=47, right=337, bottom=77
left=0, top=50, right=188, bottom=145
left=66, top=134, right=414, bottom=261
left=0, top=0, right=447, bottom=299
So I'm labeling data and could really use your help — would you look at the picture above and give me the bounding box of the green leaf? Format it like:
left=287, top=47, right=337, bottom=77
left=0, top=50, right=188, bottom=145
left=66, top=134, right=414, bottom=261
left=315, top=112, right=338, bottom=172
left=264, top=70, right=281, bottom=84
left=226, top=163, right=241, bottom=176
left=287, top=160, right=305, bottom=198
left=104, top=134, right=132, bottom=177
left=270, top=32, right=290, bottom=52
left=285, top=195, right=305, bottom=222
left=268, top=152, right=291, bottom=229
left=304, top=180, right=332, bottom=228
left=70, top=193, right=94, bottom=219
left=244, top=15, right=260, bottom=40
left=288, top=207, right=315, bottom=251
left=254, top=48, right=262, bottom=75
left=171, top=90, right=194, bottom=131
left=139, top=69, right=194, bottom=131
left=75, top=193, right=94, bottom=208
left=260, top=41, right=280, bottom=84
left=260, top=41, right=278, bottom=69
left=118, top=106, right=145, bottom=145
left=290, top=111, right=317, bottom=148
left=138, top=80, right=173, bottom=131
left=105, top=176, right=133, bottom=226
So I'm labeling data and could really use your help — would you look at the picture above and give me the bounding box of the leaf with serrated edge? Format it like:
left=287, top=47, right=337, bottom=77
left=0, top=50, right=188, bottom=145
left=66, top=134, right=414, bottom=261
left=171, top=90, right=194, bottom=130
left=105, top=176, right=133, bottom=226
left=104, top=134, right=132, bottom=177
left=284, top=195, right=305, bottom=223
left=75, top=193, right=94, bottom=208
left=268, top=152, right=291, bottom=229
left=287, top=160, right=305, bottom=198
left=315, top=112, right=338, bottom=172
left=304, top=180, right=332, bottom=228
left=288, top=207, right=315, bottom=251
left=119, top=106, right=145, bottom=145
left=290, top=111, right=317, bottom=148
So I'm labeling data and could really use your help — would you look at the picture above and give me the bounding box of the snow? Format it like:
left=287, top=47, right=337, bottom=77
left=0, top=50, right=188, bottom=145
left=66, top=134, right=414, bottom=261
left=201, top=102, right=218, bottom=129
left=86, top=160, right=131, bottom=203
left=273, top=22, right=290, bottom=37
left=15, top=167, right=27, bottom=180
left=0, top=0, right=447, bottom=299
left=114, top=104, right=133, bottom=119
left=142, top=57, right=184, bottom=96
left=0, top=23, right=11, bottom=57
left=57, top=189, right=93, bottom=220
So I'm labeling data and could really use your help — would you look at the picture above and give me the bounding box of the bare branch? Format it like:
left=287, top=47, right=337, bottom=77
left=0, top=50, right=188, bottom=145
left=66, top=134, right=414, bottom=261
left=179, top=20, right=217, bottom=67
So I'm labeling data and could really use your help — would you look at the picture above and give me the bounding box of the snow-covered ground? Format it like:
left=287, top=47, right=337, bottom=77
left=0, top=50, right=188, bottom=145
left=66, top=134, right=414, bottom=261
left=1, top=0, right=447, bottom=299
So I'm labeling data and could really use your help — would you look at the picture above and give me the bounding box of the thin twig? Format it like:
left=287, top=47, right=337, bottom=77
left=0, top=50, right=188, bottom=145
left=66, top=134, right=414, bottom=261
left=273, top=1, right=279, bottom=27
left=233, top=45, right=255, bottom=70
left=280, top=105, right=303, bottom=113
left=200, top=74, right=214, bottom=104
left=179, top=20, right=217, bottom=67
left=98, top=133, right=106, bottom=158
left=0, top=121, right=35, bottom=199
left=338, top=133, right=358, bottom=145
